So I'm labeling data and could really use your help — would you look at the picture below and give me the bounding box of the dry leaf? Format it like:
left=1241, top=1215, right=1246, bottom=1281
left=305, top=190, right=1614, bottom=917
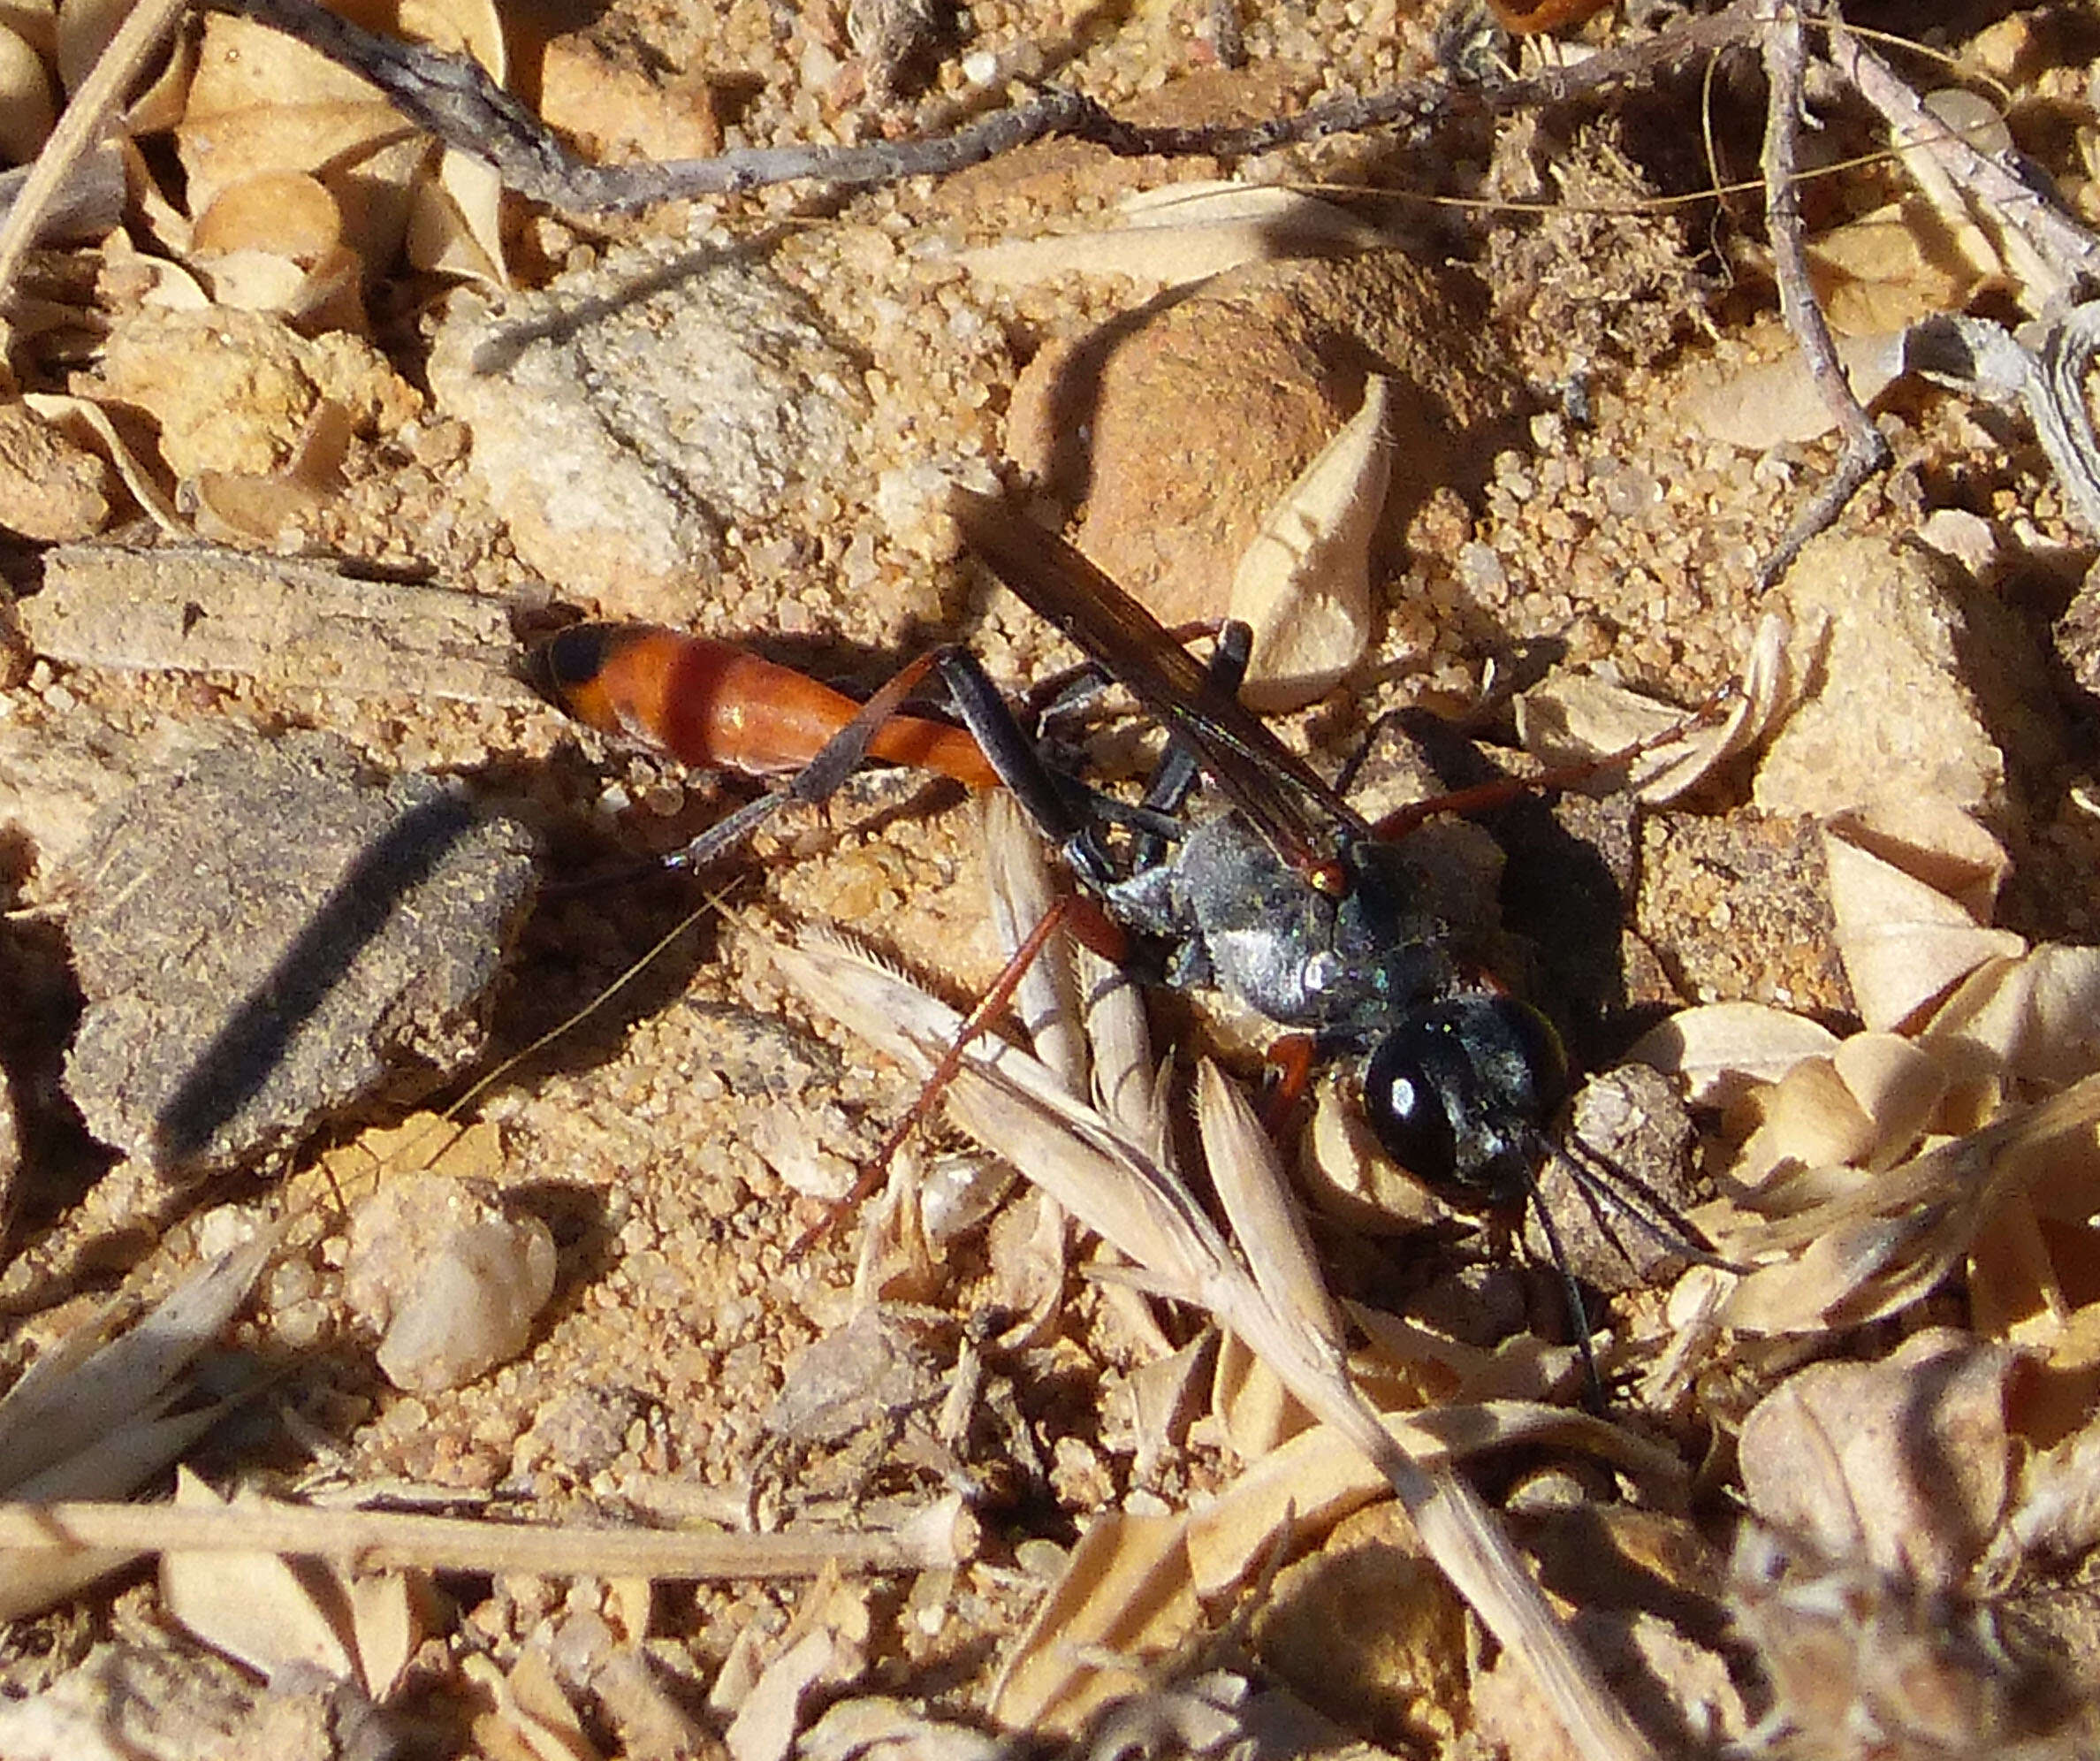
left=176, top=2, right=518, bottom=297
left=188, top=168, right=366, bottom=329
left=1227, top=374, right=1389, bottom=713
left=20, top=390, right=181, bottom=530
left=0, top=24, right=53, bottom=164
left=160, top=1470, right=429, bottom=1699
left=1824, top=799, right=2010, bottom=923
left=1822, top=822, right=2025, bottom=1031
left=1627, top=1001, right=1841, bottom=1108
left=1296, top=1072, right=1450, bottom=1234
left=958, top=181, right=1384, bottom=290
left=1966, top=1109, right=2100, bottom=1379
left=189, top=398, right=354, bottom=543
left=801, top=1696, right=1006, bottom=1761
left=1721, top=1073, right=2100, bottom=1334
left=1730, top=1056, right=1880, bottom=1190
left=1921, top=942, right=2100, bottom=1086
left=1210, top=1331, right=1312, bottom=1460
left=404, top=145, right=508, bottom=287
left=1830, top=1032, right=1950, bottom=1170
left=728, top=1576, right=872, bottom=1761
left=178, top=12, right=422, bottom=265
left=1515, top=614, right=1795, bottom=803
left=0, top=0, right=53, bottom=61
left=1738, top=1330, right=2022, bottom=1591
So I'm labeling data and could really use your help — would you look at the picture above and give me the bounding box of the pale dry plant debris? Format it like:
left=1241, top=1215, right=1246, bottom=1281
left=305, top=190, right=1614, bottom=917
left=1728, top=1332, right=2100, bottom=1759
left=774, top=797, right=1662, bottom=1760
left=1643, top=800, right=2100, bottom=1335
left=0, top=1225, right=278, bottom=1620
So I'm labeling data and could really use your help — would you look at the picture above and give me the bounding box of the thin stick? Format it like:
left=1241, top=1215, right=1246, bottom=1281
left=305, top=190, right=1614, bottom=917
left=0, top=0, right=186, bottom=306
left=1828, top=26, right=2100, bottom=307
left=0, top=1493, right=975, bottom=1579
left=1755, top=0, right=1890, bottom=586
left=209, top=0, right=1769, bottom=212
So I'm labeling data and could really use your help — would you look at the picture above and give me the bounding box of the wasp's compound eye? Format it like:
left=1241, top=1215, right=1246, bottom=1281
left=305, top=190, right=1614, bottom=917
left=1362, top=1027, right=1460, bottom=1185
left=1362, top=996, right=1568, bottom=1201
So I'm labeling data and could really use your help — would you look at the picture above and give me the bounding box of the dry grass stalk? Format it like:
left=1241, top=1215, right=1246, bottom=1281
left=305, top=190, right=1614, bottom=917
left=772, top=906, right=1657, bottom=1760
left=0, top=1488, right=977, bottom=1580
left=0, top=0, right=186, bottom=305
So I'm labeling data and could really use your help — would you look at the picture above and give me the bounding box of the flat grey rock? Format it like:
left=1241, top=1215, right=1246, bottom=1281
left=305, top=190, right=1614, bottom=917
left=64, top=730, right=536, bottom=1176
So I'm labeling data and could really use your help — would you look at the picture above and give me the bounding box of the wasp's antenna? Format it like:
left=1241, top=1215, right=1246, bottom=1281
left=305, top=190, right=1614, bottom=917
left=1521, top=1136, right=1605, bottom=1415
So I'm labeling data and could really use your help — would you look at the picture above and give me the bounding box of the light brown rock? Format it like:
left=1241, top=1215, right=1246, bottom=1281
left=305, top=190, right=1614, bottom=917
left=430, top=250, right=864, bottom=622
left=1007, top=252, right=1520, bottom=629
left=538, top=27, right=725, bottom=164
left=345, top=1175, right=559, bottom=1392
left=0, top=401, right=110, bottom=539
left=80, top=306, right=419, bottom=480
left=1756, top=532, right=2049, bottom=820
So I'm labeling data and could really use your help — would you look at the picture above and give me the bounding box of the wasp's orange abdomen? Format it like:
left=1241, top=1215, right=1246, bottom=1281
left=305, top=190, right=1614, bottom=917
left=539, top=623, right=998, bottom=789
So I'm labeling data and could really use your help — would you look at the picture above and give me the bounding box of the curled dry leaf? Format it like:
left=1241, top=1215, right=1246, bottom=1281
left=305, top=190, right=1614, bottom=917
left=1719, top=1071, right=2100, bottom=1334
left=406, top=144, right=507, bottom=288
left=1822, top=819, right=2025, bottom=1032
left=799, top=1696, right=1006, bottom=1761
left=1725, top=1034, right=1944, bottom=1193
left=1297, top=1070, right=1450, bottom=1234
left=1921, top=942, right=2100, bottom=1087
left=176, top=0, right=515, bottom=304
left=189, top=168, right=365, bottom=328
left=727, top=1575, right=873, bottom=1761
left=178, top=13, right=421, bottom=272
left=160, top=1469, right=429, bottom=1700
left=20, top=390, right=181, bottom=530
left=1655, top=798, right=2100, bottom=1340
left=1826, top=797, right=2011, bottom=923
left=1227, top=373, right=1389, bottom=713
left=1966, top=1105, right=2100, bottom=1388
left=1738, top=1329, right=2022, bottom=1591
left=0, top=22, right=53, bottom=164
left=1627, top=1001, right=1841, bottom=1109
left=957, top=180, right=1385, bottom=292
left=187, top=395, right=354, bottom=544
left=1515, top=613, right=1795, bottom=804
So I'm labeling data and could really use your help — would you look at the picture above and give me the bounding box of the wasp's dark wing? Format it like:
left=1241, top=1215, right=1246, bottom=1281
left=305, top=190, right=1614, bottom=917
left=952, top=488, right=1371, bottom=872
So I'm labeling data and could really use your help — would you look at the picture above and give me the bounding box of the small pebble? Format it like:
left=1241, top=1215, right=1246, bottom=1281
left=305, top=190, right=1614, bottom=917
left=345, top=1176, right=558, bottom=1392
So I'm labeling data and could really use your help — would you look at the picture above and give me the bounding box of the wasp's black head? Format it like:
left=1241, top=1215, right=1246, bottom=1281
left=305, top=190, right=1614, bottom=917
left=1360, top=995, right=1569, bottom=1202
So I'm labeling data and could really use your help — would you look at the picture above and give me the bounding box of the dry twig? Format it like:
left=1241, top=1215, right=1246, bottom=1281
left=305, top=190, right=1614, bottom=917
left=1755, top=0, right=1889, bottom=584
